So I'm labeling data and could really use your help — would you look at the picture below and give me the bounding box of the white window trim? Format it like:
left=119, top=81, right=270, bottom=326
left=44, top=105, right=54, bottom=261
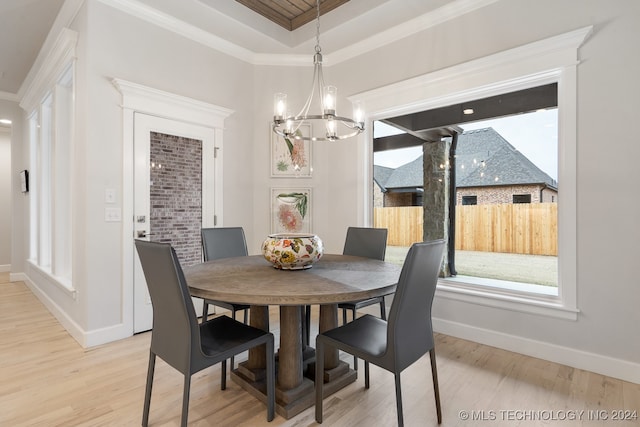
left=354, top=26, right=593, bottom=320
left=27, top=259, right=76, bottom=298
left=25, top=29, right=77, bottom=295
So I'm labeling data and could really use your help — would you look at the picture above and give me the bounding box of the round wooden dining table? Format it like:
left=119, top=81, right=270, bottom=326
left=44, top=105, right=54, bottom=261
left=184, top=253, right=401, bottom=419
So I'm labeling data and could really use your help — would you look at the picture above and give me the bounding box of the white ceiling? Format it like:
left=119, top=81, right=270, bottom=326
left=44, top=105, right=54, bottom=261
left=0, top=0, right=494, bottom=97
left=0, top=0, right=65, bottom=96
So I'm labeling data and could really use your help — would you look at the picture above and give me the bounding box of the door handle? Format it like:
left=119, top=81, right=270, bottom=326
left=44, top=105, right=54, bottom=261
left=135, top=230, right=155, bottom=238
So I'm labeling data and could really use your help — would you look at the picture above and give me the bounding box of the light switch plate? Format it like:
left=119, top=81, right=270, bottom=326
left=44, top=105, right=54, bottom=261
left=105, top=207, right=121, bottom=222
left=105, top=188, right=116, bottom=203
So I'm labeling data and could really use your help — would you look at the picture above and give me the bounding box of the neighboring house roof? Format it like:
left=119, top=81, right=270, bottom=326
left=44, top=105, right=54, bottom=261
left=373, top=165, right=394, bottom=192
left=375, top=127, right=557, bottom=191
left=383, top=156, right=424, bottom=190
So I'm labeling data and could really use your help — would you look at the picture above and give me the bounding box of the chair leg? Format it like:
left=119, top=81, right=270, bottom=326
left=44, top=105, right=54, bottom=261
left=430, top=349, right=442, bottom=424
left=220, top=359, right=227, bottom=390
left=230, top=309, right=236, bottom=370
left=342, top=307, right=347, bottom=325
left=394, top=372, right=404, bottom=427
left=201, top=302, right=209, bottom=322
left=351, top=307, right=359, bottom=371
left=379, top=297, right=387, bottom=320
left=364, top=361, right=370, bottom=389
left=142, top=351, right=156, bottom=427
left=266, top=337, right=275, bottom=421
left=305, top=305, right=311, bottom=346
left=315, top=338, right=325, bottom=423
left=243, top=307, right=249, bottom=324
left=181, top=374, right=191, bottom=427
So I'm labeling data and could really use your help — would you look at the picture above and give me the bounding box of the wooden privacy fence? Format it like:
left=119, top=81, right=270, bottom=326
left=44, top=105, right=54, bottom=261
left=374, top=203, right=558, bottom=256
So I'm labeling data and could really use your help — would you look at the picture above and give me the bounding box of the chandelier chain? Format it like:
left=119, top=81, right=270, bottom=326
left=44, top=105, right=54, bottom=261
left=315, top=0, right=321, bottom=53
left=271, top=0, right=364, bottom=142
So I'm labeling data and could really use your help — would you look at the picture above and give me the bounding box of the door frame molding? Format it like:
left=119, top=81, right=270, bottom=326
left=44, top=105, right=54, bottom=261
left=113, top=78, right=233, bottom=334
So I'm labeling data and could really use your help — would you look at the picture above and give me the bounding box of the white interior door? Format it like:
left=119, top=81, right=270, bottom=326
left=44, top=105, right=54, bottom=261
left=133, top=113, right=216, bottom=333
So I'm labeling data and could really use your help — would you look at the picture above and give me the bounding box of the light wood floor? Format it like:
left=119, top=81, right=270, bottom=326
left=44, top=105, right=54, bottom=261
left=1, top=272, right=638, bottom=427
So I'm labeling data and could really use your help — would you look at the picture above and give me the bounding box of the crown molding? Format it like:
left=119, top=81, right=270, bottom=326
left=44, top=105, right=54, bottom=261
left=329, top=0, right=499, bottom=65
left=97, top=0, right=256, bottom=63
left=19, top=28, right=78, bottom=113
left=97, top=0, right=498, bottom=67
left=17, top=0, right=84, bottom=103
left=0, top=91, right=19, bottom=102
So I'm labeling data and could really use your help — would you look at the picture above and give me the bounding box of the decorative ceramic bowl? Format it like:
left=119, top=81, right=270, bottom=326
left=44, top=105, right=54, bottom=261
left=261, top=233, right=324, bottom=270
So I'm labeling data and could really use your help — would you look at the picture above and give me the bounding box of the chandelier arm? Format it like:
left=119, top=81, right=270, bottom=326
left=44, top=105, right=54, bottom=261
left=300, top=61, right=319, bottom=117
left=271, top=0, right=364, bottom=142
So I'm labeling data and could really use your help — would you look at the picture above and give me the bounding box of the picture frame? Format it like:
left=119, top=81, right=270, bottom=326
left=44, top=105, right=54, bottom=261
left=270, top=123, right=312, bottom=177
left=270, top=188, right=312, bottom=234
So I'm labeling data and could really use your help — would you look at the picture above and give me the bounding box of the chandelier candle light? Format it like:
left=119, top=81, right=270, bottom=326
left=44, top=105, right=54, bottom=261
left=272, top=0, right=365, bottom=142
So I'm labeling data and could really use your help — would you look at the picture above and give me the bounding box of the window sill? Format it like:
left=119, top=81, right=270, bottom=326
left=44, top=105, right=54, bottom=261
left=27, top=260, right=76, bottom=299
left=436, top=275, right=578, bottom=320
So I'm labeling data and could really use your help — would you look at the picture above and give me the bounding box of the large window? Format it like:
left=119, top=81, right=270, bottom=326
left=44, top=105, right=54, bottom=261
left=374, top=106, right=558, bottom=291
left=29, top=64, right=74, bottom=289
left=365, top=27, right=589, bottom=320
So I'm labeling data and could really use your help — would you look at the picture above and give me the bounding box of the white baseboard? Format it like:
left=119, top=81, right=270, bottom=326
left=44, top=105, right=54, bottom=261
left=10, top=272, right=27, bottom=282
left=83, top=323, right=133, bottom=347
left=0, top=264, right=10, bottom=272
left=433, top=317, right=640, bottom=385
left=20, top=273, right=133, bottom=348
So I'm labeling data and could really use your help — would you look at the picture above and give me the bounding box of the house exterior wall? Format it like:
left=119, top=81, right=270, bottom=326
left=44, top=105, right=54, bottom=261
left=383, top=192, right=413, bottom=207
left=456, top=184, right=558, bottom=204
left=378, top=184, right=559, bottom=207
left=541, top=187, right=557, bottom=203
left=373, top=183, right=384, bottom=208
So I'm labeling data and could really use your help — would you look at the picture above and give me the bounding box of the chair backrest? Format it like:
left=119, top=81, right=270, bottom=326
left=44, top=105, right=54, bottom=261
left=386, top=240, right=445, bottom=371
left=135, top=240, right=200, bottom=374
left=201, top=227, right=248, bottom=262
left=342, top=227, right=388, bottom=261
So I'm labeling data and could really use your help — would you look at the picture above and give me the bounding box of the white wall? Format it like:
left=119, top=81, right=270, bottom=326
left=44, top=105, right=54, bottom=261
left=79, top=0, right=255, bottom=334
left=0, top=99, right=25, bottom=276
left=249, top=63, right=362, bottom=255
left=249, top=0, right=640, bottom=381
left=325, top=0, right=639, bottom=380
left=11, top=0, right=639, bottom=383
left=0, top=128, right=11, bottom=268
left=15, top=1, right=255, bottom=342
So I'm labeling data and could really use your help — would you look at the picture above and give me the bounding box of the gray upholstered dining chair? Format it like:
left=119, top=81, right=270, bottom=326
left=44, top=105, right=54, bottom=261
left=201, top=227, right=252, bottom=370
left=334, top=227, right=389, bottom=370
left=315, top=240, right=445, bottom=427
left=201, top=227, right=250, bottom=324
left=302, top=227, right=388, bottom=348
left=135, top=240, right=275, bottom=427
left=339, top=227, right=389, bottom=322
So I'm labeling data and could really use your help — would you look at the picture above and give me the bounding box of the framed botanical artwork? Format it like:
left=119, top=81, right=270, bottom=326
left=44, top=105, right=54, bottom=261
left=271, top=188, right=312, bottom=234
left=270, top=123, right=312, bottom=177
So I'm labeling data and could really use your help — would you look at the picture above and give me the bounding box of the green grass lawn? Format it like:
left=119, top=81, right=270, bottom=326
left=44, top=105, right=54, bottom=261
left=385, top=246, right=558, bottom=287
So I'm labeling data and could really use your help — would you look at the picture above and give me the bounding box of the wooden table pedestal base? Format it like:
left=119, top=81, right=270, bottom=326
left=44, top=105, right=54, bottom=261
left=231, top=358, right=356, bottom=419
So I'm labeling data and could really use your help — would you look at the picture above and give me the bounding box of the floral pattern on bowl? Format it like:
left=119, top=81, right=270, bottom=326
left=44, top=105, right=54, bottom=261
left=262, top=233, right=323, bottom=270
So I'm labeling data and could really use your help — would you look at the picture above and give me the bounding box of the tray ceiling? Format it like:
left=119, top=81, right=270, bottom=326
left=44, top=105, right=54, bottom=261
left=235, top=0, right=351, bottom=31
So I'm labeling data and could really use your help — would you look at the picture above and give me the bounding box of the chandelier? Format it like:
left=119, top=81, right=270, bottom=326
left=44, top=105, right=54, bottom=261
left=272, top=0, right=365, bottom=142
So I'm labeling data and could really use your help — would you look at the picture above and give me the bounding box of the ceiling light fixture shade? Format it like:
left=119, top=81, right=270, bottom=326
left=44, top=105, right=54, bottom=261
left=272, top=0, right=364, bottom=142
